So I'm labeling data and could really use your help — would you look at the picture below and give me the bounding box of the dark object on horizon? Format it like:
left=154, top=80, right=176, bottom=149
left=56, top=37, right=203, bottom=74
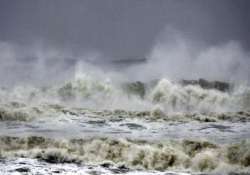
left=111, top=57, right=147, bottom=64
left=111, top=57, right=147, bottom=67
left=181, top=79, right=230, bottom=92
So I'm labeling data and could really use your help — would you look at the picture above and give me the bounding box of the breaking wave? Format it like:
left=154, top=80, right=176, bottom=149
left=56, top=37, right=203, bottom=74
left=1, top=101, right=250, bottom=122
left=0, top=73, right=250, bottom=119
left=0, top=136, right=249, bottom=173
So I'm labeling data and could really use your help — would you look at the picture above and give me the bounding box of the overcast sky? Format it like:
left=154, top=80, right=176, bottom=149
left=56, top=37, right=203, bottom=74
left=0, top=0, right=250, bottom=59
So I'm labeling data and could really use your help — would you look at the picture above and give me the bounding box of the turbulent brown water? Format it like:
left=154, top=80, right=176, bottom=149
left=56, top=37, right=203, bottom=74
left=0, top=74, right=250, bottom=175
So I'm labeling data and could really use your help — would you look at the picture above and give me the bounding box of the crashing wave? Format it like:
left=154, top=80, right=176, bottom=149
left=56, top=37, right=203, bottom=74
left=0, top=100, right=250, bottom=122
left=0, top=136, right=249, bottom=173
left=0, top=75, right=250, bottom=115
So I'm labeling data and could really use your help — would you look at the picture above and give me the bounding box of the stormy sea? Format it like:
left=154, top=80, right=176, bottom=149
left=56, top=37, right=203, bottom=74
left=0, top=57, right=250, bottom=175
left=1, top=0, right=250, bottom=170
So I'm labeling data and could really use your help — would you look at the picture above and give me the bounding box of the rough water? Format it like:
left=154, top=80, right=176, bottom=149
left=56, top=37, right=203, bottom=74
left=0, top=73, right=250, bottom=175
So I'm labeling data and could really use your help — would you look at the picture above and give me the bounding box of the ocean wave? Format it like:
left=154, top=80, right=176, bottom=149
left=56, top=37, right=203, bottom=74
left=0, top=136, right=249, bottom=173
left=0, top=100, right=250, bottom=122
left=0, top=75, right=250, bottom=116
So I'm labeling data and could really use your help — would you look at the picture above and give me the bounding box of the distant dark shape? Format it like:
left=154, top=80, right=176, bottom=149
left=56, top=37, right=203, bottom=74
left=181, top=79, right=231, bottom=92
left=14, top=167, right=30, bottom=173
left=111, top=57, right=147, bottom=67
left=123, top=81, right=146, bottom=98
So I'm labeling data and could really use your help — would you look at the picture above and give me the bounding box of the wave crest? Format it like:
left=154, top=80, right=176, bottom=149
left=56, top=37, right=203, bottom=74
left=0, top=136, right=249, bottom=173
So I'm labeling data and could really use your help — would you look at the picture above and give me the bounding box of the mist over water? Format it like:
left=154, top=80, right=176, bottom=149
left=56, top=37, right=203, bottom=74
left=0, top=0, right=250, bottom=174
left=0, top=29, right=250, bottom=113
left=1, top=29, right=250, bottom=174
left=126, top=29, right=250, bottom=83
left=1, top=28, right=250, bottom=87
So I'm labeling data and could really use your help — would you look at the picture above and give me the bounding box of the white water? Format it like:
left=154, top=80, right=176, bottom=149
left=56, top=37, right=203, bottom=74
left=0, top=34, right=250, bottom=174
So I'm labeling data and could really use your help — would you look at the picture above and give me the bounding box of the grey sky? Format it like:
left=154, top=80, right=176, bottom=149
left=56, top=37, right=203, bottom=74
left=0, top=0, right=250, bottom=59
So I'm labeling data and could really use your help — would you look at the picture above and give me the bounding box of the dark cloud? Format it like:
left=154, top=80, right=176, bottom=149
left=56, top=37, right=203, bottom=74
left=0, top=0, right=250, bottom=59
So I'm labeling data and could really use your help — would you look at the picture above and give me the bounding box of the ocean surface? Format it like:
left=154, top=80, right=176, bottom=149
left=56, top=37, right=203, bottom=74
left=0, top=74, right=250, bottom=175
